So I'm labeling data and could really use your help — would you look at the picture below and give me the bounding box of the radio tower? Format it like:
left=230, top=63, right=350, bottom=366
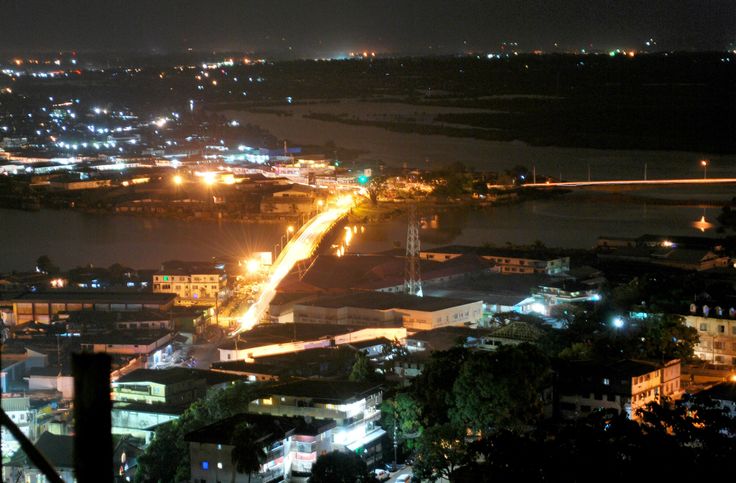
left=404, top=204, right=423, bottom=296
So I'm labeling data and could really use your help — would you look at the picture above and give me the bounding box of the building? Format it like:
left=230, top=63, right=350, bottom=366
left=217, top=323, right=406, bottom=362
left=4, top=432, right=75, bottom=483
left=7, top=292, right=177, bottom=325
left=684, top=313, right=736, bottom=366
left=248, top=380, right=385, bottom=468
left=80, top=330, right=174, bottom=365
left=153, top=261, right=227, bottom=307
left=293, top=291, right=483, bottom=331
left=0, top=347, right=48, bottom=392
left=420, top=246, right=570, bottom=275
left=60, top=309, right=174, bottom=334
left=212, top=346, right=359, bottom=382
left=186, top=413, right=336, bottom=483
left=1, top=396, right=56, bottom=458
left=555, top=359, right=682, bottom=419
left=112, top=368, right=209, bottom=405
left=28, top=366, right=75, bottom=399
left=111, top=402, right=183, bottom=444
left=260, top=184, right=320, bottom=215
left=598, top=247, right=730, bottom=271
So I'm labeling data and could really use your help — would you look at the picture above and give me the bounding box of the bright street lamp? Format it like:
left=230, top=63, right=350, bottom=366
left=700, top=159, right=708, bottom=179
left=173, top=174, right=183, bottom=185
left=612, top=317, right=625, bottom=329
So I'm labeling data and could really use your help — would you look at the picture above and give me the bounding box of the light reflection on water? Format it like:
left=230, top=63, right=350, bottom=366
left=351, top=196, right=727, bottom=253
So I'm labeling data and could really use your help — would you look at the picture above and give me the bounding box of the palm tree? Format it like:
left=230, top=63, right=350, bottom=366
left=230, top=423, right=267, bottom=483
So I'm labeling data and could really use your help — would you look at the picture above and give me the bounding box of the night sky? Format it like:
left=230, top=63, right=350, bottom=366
left=1, top=0, right=734, bottom=55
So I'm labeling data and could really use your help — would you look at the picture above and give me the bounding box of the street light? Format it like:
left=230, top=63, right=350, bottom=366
left=701, top=159, right=708, bottom=179
left=612, top=317, right=625, bottom=329
left=173, top=174, right=183, bottom=185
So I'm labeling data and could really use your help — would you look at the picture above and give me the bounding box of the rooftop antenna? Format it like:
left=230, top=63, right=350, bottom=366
left=404, top=204, right=423, bottom=297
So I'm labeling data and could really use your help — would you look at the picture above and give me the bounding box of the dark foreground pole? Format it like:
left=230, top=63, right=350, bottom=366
left=72, top=353, right=113, bottom=483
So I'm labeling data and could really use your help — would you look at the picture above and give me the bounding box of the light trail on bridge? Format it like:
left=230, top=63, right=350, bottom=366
left=520, top=178, right=736, bottom=188
left=231, top=194, right=355, bottom=335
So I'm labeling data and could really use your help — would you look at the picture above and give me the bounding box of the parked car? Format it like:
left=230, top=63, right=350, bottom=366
left=395, top=474, right=413, bottom=483
left=373, top=469, right=390, bottom=481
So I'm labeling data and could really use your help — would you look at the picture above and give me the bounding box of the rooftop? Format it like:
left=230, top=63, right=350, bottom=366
left=80, top=329, right=171, bottom=346
left=115, top=368, right=247, bottom=386
left=284, top=253, right=491, bottom=292
left=9, top=432, right=74, bottom=469
left=297, top=291, right=480, bottom=312
left=185, top=413, right=335, bottom=445
left=257, top=380, right=382, bottom=404
left=63, top=310, right=170, bottom=324
left=9, top=291, right=176, bottom=304
left=219, top=323, right=362, bottom=350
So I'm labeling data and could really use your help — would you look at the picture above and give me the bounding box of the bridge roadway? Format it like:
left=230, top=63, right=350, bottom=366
left=231, top=195, right=355, bottom=335
left=519, top=178, right=736, bottom=189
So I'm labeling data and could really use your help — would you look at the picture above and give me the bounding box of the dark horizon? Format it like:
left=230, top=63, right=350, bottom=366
left=1, top=0, right=734, bottom=57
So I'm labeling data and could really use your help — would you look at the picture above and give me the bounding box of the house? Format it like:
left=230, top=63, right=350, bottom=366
left=292, top=291, right=483, bottom=331
left=420, top=246, right=570, bottom=275
left=153, top=260, right=227, bottom=307
left=555, top=359, right=682, bottom=420
left=186, top=413, right=336, bottom=483
left=248, top=380, right=385, bottom=468
left=8, top=292, right=177, bottom=325
left=684, top=313, right=736, bottom=366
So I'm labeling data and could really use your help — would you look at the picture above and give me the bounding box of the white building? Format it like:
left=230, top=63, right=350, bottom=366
left=153, top=262, right=227, bottom=307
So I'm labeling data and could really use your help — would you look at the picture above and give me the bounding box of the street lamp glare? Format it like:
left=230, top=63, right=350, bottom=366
left=612, top=317, right=625, bottom=329
left=173, top=174, right=183, bottom=185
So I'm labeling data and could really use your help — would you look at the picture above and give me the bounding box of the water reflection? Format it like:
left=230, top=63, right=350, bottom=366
left=692, top=208, right=714, bottom=233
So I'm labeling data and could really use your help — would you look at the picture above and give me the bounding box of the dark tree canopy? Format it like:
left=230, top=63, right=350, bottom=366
left=308, top=451, right=374, bottom=483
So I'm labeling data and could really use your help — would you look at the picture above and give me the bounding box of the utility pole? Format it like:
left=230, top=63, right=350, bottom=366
left=404, top=204, right=423, bottom=296
left=532, top=164, right=536, bottom=184
left=644, top=162, right=647, bottom=180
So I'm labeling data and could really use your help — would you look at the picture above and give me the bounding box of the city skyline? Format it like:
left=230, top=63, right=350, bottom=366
left=1, top=0, right=734, bottom=56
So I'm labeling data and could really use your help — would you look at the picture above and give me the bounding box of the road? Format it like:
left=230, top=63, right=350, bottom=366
left=232, top=194, right=355, bottom=334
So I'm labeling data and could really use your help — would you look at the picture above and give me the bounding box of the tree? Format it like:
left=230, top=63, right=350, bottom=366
left=381, top=393, right=423, bottom=451
left=349, top=351, right=380, bottom=382
left=35, top=255, right=59, bottom=275
left=450, top=344, right=550, bottom=434
left=308, top=451, right=374, bottom=483
left=636, top=314, right=698, bottom=361
left=412, top=423, right=469, bottom=482
left=367, top=176, right=387, bottom=206
left=230, top=423, right=267, bottom=483
left=409, top=347, right=469, bottom=426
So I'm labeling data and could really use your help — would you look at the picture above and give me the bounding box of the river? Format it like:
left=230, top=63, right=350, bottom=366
left=2, top=189, right=731, bottom=273
left=0, top=209, right=287, bottom=272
